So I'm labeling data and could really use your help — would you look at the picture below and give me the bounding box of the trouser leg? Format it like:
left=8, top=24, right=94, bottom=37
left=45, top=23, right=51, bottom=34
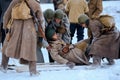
left=29, top=61, right=36, bottom=73
left=36, top=46, right=44, bottom=63
left=93, top=56, right=101, bottom=66
left=0, top=54, right=9, bottom=73
left=77, top=24, right=84, bottom=42
left=70, top=23, right=76, bottom=44
left=106, top=58, right=115, bottom=65
left=1, top=54, right=9, bottom=69
left=29, top=61, right=39, bottom=76
left=48, top=52, right=54, bottom=62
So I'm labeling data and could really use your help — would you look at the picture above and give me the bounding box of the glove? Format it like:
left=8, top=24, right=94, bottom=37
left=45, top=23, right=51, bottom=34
left=66, top=61, right=75, bottom=69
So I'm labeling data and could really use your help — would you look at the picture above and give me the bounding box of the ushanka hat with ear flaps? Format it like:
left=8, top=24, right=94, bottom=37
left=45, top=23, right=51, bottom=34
left=45, top=27, right=56, bottom=40
left=78, top=14, right=89, bottom=24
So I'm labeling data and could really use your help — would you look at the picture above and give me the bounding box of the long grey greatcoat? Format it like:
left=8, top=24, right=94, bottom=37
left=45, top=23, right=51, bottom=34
left=49, top=39, right=89, bottom=65
left=2, top=0, right=45, bottom=62
left=88, top=20, right=120, bottom=59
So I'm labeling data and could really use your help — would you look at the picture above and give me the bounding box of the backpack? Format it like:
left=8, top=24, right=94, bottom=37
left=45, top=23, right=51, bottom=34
left=98, top=15, right=115, bottom=32
left=11, top=0, right=32, bottom=20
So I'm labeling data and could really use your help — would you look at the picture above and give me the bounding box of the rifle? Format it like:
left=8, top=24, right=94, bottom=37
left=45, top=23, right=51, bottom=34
left=25, top=0, right=46, bottom=40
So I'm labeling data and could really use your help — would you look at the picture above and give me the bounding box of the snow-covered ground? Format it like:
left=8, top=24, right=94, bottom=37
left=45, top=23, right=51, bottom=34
left=0, top=1, right=120, bottom=80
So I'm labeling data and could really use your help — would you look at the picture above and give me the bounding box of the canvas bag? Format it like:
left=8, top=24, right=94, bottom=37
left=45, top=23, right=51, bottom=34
left=11, top=0, right=32, bottom=20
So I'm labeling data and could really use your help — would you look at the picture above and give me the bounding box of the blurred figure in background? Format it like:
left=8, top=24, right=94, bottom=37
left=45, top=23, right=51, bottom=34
left=0, top=0, right=12, bottom=70
left=65, top=0, right=89, bottom=43
left=87, top=0, right=103, bottom=39
left=0, top=0, right=12, bottom=44
left=53, top=0, right=68, bottom=10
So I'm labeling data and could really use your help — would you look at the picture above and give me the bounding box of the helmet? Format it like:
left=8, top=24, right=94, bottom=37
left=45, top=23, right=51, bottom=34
left=45, top=27, right=56, bottom=40
left=44, top=9, right=54, bottom=19
left=78, top=14, right=89, bottom=24
left=54, top=9, right=64, bottom=19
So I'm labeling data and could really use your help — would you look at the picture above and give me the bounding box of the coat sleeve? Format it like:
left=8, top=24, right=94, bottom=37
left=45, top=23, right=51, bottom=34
left=36, top=4, right=45, bottom=32
left=27, top=0, right=45, bottom=31
left=93, top=0, right=103, bottom=16
left=83, top=0, right=89, bottom=13
left=65, top=0, right=70, bottom=14
left=50, top=45, right=69, bottom=64
left=89, top=20, right=101, bottom=38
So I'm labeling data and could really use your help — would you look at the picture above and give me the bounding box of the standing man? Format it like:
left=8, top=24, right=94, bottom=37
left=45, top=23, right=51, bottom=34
left=87, top=0, right=103, bottom=39
left=53, top=0, right=68, bottom=10
left=0, top=0, right=12, bottom=44
left=88, top=0, right=103, bottom=19
left=65, top=0, right=89, bottom=43
left=0, top=0, right=12, bottom=70
left=1, top=0, right=45, bottom=76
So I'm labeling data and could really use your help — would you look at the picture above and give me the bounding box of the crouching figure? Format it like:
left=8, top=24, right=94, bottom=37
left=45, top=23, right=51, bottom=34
left=78, top=14, right=120, bottom=67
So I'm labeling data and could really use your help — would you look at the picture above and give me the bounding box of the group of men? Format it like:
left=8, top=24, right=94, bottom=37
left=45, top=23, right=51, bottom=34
left=0, top=0, right=120, bottom=76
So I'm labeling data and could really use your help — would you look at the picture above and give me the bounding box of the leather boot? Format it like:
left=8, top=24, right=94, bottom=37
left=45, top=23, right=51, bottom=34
left=29, top=61, right=39, bottom=76
left=0, top=54, right=9, bottom=73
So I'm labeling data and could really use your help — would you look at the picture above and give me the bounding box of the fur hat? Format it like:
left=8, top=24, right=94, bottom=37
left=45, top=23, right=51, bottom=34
left=78, top=14, right=89, bottom=24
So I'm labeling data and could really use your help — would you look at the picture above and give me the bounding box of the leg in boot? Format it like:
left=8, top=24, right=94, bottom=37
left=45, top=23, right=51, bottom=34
left=29, top=61, right=39, bottom=76
left=92, top=56, right=101, bottom=67
left=86, top=56, right=101, bottom=69
left=0, top=54, right=9, bottom=73
left=106, top=58, right=115, bottom=65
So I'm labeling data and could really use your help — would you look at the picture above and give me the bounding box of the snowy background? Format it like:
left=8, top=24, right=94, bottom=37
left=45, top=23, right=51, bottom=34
left=0, top=1, right=120, bottom=80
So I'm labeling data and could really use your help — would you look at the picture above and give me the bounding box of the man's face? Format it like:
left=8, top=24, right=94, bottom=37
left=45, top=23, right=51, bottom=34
left=80, top=23, right=87, bottom=28
left=55, top=18, right=61, bottom=24
left=47, top=19, right=52, bottom=23
left=52, top=33, right=58, bottom=40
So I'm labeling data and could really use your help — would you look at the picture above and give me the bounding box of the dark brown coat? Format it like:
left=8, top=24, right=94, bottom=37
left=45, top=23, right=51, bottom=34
left=2, top=0, right=45, bottom=62
left=88, top=20, right=120, bottom=59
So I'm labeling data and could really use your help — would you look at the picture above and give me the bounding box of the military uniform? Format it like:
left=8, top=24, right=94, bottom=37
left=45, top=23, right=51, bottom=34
left=78, top=14, right=120, bottom=66
left=46, top=9, right=71, bottom=43
left=87, top=0, right=103, bottom=39
left=1, top=0, right=45, bottom=76
left=65, top=0, right=89, bottom=43
left=45, top=28, right=89, bottom=66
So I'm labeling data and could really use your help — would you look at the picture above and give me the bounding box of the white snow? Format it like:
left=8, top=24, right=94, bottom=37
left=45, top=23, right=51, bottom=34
left=0, top=1, right=120, bottom=80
